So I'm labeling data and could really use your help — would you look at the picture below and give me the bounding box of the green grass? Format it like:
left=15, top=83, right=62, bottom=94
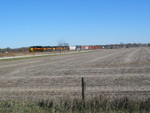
left=0, top=96, right=149, bottom=113
left=0, top=50, right=96, bottom=62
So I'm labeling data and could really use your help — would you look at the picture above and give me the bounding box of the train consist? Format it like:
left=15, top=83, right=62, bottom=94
left=29, top=46, right=69, bottom=52
left=29, top=45, right=102, bottom=52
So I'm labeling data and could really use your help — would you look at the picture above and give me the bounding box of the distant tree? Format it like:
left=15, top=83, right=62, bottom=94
left=5, top=47, right=11, bottom=52
left=120, top=42, right=125, bottom=48
left=58, top=40, right=69, bottom=46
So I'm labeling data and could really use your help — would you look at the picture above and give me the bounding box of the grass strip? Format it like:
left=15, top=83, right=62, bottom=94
left=0, top=50, right=97, bottom=61
left=0, top=96, right=149, bottom=113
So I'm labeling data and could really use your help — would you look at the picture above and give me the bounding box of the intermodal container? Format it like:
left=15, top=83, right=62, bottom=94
left=81, top=46, right=86, bottom=50
left=69, top=46, right=76, bottom=50
left=94, top=45, right=102, bottom=49
left=89, top=46, right=94, bottom=50
left=76, top=46, right=81, bottom=50
left=85, top=46, right=89, bottom=50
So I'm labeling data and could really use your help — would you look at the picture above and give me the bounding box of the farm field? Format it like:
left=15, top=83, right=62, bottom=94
left=0, top=47, right=150, bottom=101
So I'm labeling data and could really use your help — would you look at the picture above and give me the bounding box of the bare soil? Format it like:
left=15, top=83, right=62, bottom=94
left=0, top=47, right=150, bottom=101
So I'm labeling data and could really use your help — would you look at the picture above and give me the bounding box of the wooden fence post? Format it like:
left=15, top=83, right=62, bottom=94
left=81, top=77, right=85, bottom=106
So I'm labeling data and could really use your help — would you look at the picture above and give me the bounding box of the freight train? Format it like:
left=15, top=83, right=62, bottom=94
left=29, top=46, right=69, bottom=52
left=29, top=45, right=102, bottom=52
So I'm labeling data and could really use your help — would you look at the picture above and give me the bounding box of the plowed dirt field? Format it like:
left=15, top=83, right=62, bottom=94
left=0, top=47, right=150, bottom=101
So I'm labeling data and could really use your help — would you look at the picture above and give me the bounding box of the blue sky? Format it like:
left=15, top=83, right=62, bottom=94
left=0, top=0, right=150, bottom=48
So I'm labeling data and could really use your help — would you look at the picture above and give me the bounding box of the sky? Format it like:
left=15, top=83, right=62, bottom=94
left=0, top=0, right=150, bottom=48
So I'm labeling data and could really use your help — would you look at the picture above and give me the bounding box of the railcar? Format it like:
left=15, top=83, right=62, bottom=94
left=29, top=46, right=69, bottom=52
left=29, top=46, right=45, bottom=52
